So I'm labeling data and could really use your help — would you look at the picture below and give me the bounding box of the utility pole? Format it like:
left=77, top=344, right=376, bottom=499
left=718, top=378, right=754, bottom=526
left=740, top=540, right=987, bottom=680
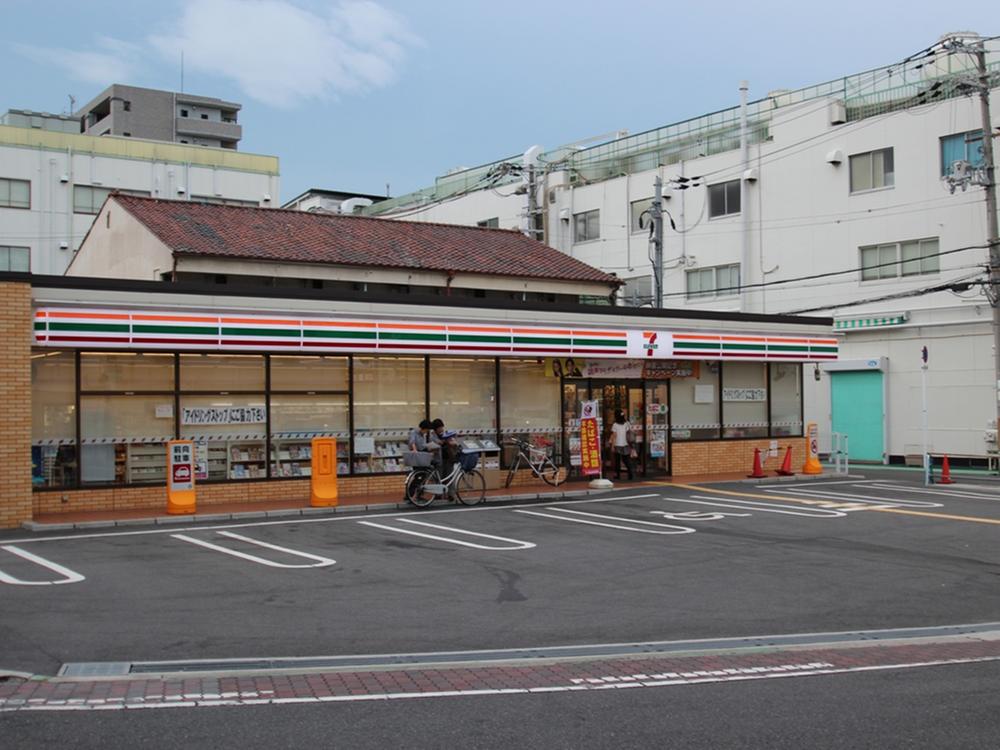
left=651, top=175, right=664, bottom=308
left=941, top=34, right=999, bottom=442
left=973, top=41, right=1000, bottom=438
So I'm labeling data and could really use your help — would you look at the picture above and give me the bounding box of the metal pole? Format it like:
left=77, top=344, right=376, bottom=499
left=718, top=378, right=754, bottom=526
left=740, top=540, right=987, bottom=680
left=922, top=359, right=930, bottom=486
left=973, top=43, right=1000, bottom=442
left=652, top=175, right=664, bottom=308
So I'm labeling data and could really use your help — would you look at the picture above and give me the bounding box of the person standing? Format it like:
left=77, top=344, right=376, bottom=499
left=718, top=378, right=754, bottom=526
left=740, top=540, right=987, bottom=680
left=608, top=410, right=635, bottom=481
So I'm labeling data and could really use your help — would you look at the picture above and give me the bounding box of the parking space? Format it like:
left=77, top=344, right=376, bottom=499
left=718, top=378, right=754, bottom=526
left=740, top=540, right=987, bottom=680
left=2, top=475, right=1000, bottom=675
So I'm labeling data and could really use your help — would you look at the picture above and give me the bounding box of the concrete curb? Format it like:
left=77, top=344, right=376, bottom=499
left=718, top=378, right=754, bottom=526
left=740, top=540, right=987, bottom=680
left=18, top=486, right=596, bottom=532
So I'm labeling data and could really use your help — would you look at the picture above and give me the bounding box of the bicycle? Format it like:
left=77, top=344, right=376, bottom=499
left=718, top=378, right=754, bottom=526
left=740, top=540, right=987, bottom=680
left=404, top=451, right=486, bottom=507
left=503, top=438, right=564, bottom=487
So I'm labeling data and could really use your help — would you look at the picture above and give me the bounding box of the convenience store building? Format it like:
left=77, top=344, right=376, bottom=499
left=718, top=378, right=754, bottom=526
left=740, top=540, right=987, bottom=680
left=2, top=198, right=837, bottom=528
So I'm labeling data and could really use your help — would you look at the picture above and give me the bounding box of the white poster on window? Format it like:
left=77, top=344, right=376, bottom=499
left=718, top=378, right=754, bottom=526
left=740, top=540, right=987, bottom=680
left=694, top=385, right=715, bottom=404
left=181, top=406, right=266, bottom=425
left=722, top=388, right=767, bottom=402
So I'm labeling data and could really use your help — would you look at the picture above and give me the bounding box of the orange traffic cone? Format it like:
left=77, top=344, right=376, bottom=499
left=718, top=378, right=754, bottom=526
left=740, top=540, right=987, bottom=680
left=776, top=446, right=794, bottom=476
left=747, top=448, right=766, bottom=478
left=939, top=454, right=955, bottom=484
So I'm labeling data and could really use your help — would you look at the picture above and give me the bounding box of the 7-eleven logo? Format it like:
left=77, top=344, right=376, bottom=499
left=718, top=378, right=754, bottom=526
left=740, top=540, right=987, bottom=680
left=643, top=331, right=658, bottom=357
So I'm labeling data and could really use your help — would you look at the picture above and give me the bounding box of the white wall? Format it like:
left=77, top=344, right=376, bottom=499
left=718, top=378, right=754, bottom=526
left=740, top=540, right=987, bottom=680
left=0, top=141, right=278, bottom=275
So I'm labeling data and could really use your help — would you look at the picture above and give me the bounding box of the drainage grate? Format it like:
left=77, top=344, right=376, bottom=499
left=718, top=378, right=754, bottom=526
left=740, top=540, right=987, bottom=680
left=58, top=621, right=1000, bottom=677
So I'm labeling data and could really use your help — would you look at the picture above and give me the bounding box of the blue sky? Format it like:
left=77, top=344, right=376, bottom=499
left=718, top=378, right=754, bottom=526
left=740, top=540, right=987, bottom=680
left=4, top=1, right=996, bottom=202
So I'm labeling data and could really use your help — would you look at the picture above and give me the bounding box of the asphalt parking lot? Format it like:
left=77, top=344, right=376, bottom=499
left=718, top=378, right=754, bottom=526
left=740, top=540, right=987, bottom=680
left=3, top=470, right=1000, bottom=677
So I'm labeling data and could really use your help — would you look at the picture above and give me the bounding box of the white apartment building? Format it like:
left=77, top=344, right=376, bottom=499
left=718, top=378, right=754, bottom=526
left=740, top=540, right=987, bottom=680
left=362, top=34, right=1000, bottom=464
left=0, top=116, right=279, bottom=275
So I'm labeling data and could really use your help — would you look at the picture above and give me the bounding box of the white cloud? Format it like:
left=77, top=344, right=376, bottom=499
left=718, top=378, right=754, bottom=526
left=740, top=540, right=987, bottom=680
left=13, top=1, right=419, bottom=108
left=149, top=0, right=421, bottom=107
left=14, top=36, right=143, bottom=86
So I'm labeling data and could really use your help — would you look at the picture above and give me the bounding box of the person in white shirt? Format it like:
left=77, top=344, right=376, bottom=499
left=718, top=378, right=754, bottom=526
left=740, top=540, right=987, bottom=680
left=608, top=410, right=635, bottom=480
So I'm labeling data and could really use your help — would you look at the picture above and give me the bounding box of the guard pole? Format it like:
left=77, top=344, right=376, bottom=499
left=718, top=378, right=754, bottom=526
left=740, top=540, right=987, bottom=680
left=166, top=439, right=196, bottom=515
left=310, top=437, right=339, bottom=507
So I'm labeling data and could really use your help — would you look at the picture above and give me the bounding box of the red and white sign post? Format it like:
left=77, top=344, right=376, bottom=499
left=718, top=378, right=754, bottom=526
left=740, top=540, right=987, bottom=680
left=579, top=400, right=602, bottom=478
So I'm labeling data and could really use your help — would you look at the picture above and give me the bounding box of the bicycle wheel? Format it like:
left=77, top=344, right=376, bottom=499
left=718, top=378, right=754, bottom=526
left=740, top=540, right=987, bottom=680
left=456, top=469, right=486, bottom=506
left=404, top=468, right=432, bottom=505
left=411, top=470, right=439, bottom=508
left=538, top=457, right=564, bottom=486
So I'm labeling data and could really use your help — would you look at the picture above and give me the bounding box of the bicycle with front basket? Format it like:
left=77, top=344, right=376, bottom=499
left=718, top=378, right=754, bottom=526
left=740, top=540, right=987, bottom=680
left=403, top=449, right=486, bottom=507
left=503, top=438, right=564, bottom=487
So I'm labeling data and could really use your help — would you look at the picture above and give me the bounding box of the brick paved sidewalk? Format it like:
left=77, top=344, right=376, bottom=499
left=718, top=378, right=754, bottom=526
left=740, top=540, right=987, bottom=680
left=3, top=637, right=999, bottom=712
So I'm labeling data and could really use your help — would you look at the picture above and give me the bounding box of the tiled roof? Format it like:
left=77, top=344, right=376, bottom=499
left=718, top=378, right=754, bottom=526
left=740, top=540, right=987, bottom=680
left=112, top=195, right=618, bottom=286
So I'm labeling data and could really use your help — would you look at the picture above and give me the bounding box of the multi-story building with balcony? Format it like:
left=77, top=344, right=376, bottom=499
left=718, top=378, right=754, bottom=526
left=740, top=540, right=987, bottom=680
left=77, top=84, right=243, bottom=150
left=357, top=33, right=1000, bottom=464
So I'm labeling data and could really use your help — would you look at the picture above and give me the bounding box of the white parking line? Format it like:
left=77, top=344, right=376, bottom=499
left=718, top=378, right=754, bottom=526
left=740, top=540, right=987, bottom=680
left=513, top=507, right=695, bottom=535
left=3, top=494, right=662, bottom=546
left=764, top=487, right=943, bottom=509
left=0, top=545, right=86, bottom=586
left=171, top=531, right=336, bottom=569
left=679, top=496, right=848, bottom=518
left=757, top=480, right=882, bottom=488
left=867, top=484, right=1000, bottom=501
left=357, top=519, right=536, bottom=550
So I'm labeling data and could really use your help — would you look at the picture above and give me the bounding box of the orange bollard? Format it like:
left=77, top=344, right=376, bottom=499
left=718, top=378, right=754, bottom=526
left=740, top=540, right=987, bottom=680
left=310, top=437, right=339, bottom=507
left=938, top=454, right=955, bottom=484
left=776, top=446, right=795, bottom=476
left=747, top=447, right=766, bottom=478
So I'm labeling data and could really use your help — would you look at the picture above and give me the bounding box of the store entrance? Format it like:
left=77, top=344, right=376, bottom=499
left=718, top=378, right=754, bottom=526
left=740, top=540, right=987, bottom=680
left=562, top=379, right=671, bottom=479
left=592, top=380, right=654, bottom=478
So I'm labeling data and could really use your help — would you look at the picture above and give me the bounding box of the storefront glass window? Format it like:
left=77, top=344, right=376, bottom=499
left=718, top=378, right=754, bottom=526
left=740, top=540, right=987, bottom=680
left=669, top=361, right=720, bottom=441
left=270, top=355, right=348, bottom=391
left=80, top=395, right=175, bottom=484
left=770, top=363, right=803, bottom=436
left=81, top=353, right=175, bottom=391
left=32, top=351, right=77, bottom=488
left=500, top=359, right=559, bottom=464
left=722, top=362, right=768, bottom=438
left=179, top=395, right=267, bottom=481
left=179, top=354, right=265, bottom=391
left=270, top=395, right=349, bottom=477
left=429, top=358, right=496, bottom=433
left=353, top=357, right=425, bottom=473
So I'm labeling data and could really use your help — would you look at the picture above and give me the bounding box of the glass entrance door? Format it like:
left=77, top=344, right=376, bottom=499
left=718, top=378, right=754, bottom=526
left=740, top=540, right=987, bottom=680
left=592, top=381, right=647, bottom=477
left=645, top=382, right=670, bottom=474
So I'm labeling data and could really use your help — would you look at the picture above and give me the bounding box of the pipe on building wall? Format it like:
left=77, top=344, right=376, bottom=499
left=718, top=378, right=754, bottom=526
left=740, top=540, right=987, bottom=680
left=739, top=80, right=750, bottom=313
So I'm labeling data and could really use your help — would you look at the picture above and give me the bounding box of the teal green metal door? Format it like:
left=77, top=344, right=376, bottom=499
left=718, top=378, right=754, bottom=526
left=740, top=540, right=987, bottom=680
left=830, top=371, right=884, bottom=462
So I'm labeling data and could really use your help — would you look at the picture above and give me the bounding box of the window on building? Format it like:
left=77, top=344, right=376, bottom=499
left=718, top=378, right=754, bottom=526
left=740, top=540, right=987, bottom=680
left=686, top=264, right=740, bottom=299
left=179, top=354, right=266, bottom=482
left=849, top=147, right=894, bottom=192
left=630, top=198, right=654, bottom=233
left=770, top=362, right=803, bottom=437
left=940, top=130, right=984, bottom=176
left=707, top=180, right=740, bottom=218
left=180, top=140, right=189, bottom=144
left=0, top=245, right=30, bottom=272
left=201, top=113, right=209, bottom=120
left=722, top=362, right=768, bottom=438
left=123, top=101, right=131, bottom=112
left=669, top=361, right=721, bottom=441
left=621, top=275, right=653, bottom=306
left=477, top=217, right=499, bottom=228
left=0, top=177, right=31, bottom=209
left=180, top=109, right=189, bottom=117
left=500, top=359, right=560, bottom=466
left=73, top=185, right=112, bottom=214
left=352, top=356, right=425, bottom=474
left=78, top=353, right=176, bottom=486
left=122, top=132, right=131, bottom=137
left=191, top=195, right=260, bottom=207
left=860, top=238, right=939, bottom=281
left=573, top=209, right=600, bottom=243
left=32, top=351, right=77, bottom=488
